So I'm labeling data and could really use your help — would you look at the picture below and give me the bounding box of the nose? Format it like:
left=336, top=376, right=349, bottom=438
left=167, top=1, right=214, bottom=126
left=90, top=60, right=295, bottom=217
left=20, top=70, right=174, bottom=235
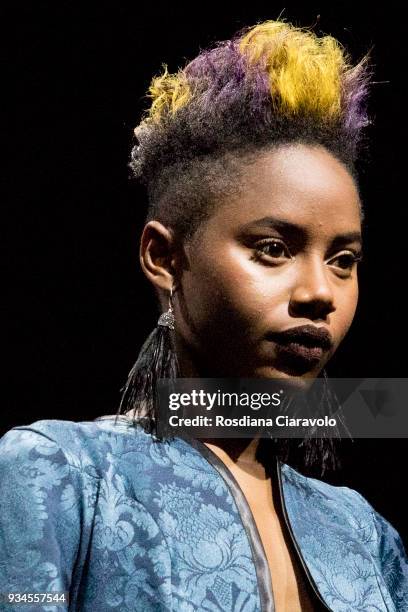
left=289, top=255, right=336, bottom=320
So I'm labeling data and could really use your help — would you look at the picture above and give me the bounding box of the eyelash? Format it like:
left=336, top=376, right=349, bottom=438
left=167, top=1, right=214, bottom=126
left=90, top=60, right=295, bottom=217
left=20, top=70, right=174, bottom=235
left=251, top=238, right=363, bottom=273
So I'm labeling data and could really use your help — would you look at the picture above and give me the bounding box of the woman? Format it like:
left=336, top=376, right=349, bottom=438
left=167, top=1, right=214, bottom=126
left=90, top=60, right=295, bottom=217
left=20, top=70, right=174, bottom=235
left=0, top=18, right=407, bottom=612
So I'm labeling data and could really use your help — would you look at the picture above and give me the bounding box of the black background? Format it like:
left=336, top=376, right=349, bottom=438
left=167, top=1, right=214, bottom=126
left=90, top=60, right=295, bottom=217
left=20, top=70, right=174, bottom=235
left=4, top=2, right=408, bottom=545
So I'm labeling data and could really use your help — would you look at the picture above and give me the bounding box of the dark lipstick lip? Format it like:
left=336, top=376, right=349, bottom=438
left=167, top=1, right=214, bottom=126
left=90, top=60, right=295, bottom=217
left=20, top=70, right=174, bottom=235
left=266, top=324, right=333, bottom=351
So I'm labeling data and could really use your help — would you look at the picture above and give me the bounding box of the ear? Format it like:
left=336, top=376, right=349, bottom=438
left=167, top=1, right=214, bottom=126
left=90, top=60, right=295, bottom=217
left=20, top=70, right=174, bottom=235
left=139, top=220, right=180, bottom=292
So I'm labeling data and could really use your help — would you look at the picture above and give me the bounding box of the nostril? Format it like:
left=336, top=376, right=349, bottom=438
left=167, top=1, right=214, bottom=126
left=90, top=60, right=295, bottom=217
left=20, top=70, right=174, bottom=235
left=288, top=297, right=335, bottom=321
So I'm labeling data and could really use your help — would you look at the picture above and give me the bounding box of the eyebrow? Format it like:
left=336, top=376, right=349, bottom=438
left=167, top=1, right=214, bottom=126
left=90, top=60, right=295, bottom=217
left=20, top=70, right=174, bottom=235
left=240, top=216, right=363, bottom=247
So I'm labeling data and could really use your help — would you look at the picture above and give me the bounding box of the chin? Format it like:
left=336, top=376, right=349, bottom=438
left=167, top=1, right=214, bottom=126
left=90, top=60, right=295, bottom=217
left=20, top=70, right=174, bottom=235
left=253, top=364, right=322, bottom=390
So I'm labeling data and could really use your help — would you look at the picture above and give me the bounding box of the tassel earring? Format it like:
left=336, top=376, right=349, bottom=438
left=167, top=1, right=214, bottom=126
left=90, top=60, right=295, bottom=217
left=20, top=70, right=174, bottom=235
left=117, top=286, right=180, bottom=432
left=299, top=368, right=352, bottom=475
left=266, top=368, right=351, bottom=476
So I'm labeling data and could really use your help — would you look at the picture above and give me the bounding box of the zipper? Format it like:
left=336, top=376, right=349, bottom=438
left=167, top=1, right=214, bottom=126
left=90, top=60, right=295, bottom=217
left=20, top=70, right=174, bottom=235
left=275, top=457, right=331, bottom=611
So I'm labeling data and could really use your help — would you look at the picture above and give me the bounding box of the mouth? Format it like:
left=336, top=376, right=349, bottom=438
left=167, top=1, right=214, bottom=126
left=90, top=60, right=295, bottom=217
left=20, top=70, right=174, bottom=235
left=277, top=342, right=324, bottom=360
left=265, top=325, right=333, bottom=374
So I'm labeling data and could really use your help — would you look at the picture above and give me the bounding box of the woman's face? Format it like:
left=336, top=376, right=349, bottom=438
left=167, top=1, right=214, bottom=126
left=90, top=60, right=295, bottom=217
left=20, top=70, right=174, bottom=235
left=174, top=143, right=363, bottom=381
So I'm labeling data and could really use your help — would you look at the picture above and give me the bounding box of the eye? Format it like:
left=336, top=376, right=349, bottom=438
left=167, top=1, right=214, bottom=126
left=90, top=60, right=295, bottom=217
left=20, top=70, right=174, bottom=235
left=327, top=250, right=363, bottom=275
left=252, top=238, right=293, bottom=263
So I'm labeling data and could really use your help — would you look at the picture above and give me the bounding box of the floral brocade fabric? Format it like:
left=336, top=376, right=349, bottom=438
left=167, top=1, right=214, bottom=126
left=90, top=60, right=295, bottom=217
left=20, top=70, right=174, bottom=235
left=0, top=417, right=407, bottom=611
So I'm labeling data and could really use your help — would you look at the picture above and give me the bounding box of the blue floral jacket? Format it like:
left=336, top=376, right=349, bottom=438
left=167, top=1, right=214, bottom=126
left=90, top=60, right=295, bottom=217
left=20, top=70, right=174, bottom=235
left=0, top=417, right=407, bottom=611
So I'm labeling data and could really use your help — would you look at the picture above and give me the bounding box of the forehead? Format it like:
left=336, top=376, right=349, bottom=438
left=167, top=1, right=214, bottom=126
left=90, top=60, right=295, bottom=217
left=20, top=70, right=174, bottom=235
left=211, top=144, right=362, bottom=235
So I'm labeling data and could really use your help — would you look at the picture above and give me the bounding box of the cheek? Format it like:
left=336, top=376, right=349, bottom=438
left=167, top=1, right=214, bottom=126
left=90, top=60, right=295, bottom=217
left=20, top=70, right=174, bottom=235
left=333, top=280, right=359, bottom=343
left=182, top=244, right=277, bottom=330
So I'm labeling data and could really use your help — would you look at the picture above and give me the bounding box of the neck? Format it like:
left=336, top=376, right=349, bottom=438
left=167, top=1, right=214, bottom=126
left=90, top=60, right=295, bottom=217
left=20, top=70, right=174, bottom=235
left=173, top=331, right=222, bottom=377
left=173, top=334, right=273, bottom=473
left=201, top=437, right=262, bottom=471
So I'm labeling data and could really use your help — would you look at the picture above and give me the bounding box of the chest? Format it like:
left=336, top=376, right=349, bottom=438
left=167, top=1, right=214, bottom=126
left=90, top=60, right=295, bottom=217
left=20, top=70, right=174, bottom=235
left=250, top=501, right=318, bottom=611
left=230, top=470, right=321, bottom=612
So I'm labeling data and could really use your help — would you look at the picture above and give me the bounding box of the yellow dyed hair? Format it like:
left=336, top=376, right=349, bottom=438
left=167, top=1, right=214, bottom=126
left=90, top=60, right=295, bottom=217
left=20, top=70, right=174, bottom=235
left=147, top=64, right=191, bottom=122
left=143, top=18, right=354, bottom=124
left=238, top=20, right=347, bottom=117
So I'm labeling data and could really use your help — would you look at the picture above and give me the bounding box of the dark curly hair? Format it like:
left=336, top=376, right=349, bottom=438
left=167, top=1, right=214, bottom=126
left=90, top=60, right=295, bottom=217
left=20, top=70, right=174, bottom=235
left=120, top=18, right=374, bottom=476
left=130, top=18, right=372, bottom=242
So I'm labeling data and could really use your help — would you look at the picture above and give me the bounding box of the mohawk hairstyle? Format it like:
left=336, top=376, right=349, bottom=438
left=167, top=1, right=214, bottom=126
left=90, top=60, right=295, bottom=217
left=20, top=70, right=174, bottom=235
left=130, top=18, right=373, bottom=241
left=123, top=19, right=374, bottom=475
